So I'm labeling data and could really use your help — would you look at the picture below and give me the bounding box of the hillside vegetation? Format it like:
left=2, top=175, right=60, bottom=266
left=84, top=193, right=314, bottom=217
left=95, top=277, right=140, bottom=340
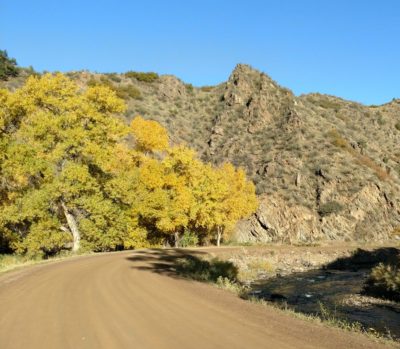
left=0, top=74, right=257, bottom=257
left=0, top=50, right=19, bottom=80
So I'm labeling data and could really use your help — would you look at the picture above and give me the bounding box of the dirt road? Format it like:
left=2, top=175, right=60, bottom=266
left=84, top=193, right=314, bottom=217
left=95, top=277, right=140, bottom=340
left=0, top=249, right=393, bottom=348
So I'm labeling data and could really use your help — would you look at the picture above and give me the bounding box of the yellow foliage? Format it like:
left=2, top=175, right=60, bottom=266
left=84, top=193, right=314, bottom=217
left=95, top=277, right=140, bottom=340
left=85, top=84, right=126, bottom=114
left=195, top=162, right=258, bottom=243
left=130, top=115, right=169, bottom=152
left=0, top=89, right=10, bottom=132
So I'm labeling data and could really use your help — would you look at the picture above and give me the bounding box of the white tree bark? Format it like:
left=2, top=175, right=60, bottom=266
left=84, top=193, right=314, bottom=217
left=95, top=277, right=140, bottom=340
left=216, top=226, right=222, bottom=247
left=61, top=202, right=81, bottom=252
left=174, top=232, right=180, bottom=248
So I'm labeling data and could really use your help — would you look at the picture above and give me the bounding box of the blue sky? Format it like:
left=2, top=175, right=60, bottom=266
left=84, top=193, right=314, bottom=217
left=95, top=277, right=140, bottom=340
left=1, top=0, right=399, bottom=105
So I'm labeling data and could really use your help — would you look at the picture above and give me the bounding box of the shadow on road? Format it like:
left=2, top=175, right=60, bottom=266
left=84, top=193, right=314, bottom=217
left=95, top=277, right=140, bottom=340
left=126, top=248, right=238, bottom=282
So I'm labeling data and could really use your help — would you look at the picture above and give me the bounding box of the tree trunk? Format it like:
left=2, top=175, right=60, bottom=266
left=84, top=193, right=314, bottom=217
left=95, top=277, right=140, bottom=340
left=216, top=226, right=222, bottom=247
left=295, top=172, right=301, bottom=187
left=174, top=232, right=180, bottom=248
left=61, top=202, right=81, bottom=252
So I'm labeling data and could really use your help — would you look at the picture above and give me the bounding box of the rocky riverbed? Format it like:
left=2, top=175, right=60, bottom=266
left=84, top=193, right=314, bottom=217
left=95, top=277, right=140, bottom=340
left=209, top=244, right=400, bottom=340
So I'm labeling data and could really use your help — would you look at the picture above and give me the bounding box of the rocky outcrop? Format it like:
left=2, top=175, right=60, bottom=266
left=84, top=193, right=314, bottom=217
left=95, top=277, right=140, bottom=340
left=235, top=195, right=322, bottom=243
left=157, top=75, right=188, bottom=100
left=234, top=183, right=399, bottom=243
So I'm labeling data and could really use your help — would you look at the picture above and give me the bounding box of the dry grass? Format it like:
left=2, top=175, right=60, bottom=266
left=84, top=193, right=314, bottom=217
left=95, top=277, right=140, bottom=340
left=0, top=254, right=40, bottom=273
left=328, top=128, right=391, bottom=181
left=0, top=251, right=94, bottom=274
left=238, top=258, right=275, bottom=281
left=247, top=297, right=397, bottom=344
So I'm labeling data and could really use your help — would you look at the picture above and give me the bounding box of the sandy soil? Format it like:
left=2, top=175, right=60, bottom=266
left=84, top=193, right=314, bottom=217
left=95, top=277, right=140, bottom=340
left=0, top=248, right=396, bottom=349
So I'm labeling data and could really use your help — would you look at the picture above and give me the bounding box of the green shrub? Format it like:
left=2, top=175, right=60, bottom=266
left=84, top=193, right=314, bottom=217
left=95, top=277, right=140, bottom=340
left=116, top=85, right=141, bottom=100
left=23, top=66, right=39, bottom=77
left=377, top=115, right=386, bottom=125
left=176, top=256, right=238, bottom=282
left=395, top=122, right=400, bottom=131
left=107, top=73, right=122, bottom=83
left=180, top=230, right=199, bottom=247
left=215, top=276, right=245, bottom=294
left=309, top=97, right=342, bottom=110
left=185, top=83, right=194, bottom=94
left=87, top=76, right=141, bottom=100
left=318, top=201, right=344, bottom=217
left=87, top=76, right=113, bottom=89
left=327, top=129, right=349, bottom=149
left=87, top=77, right=99, bottom=87
left=0, top=50, right=19, bottom=80
left=357, top=139, right=367, bottom=149
left=363, top=262, right=400, bottom=301
left=125, top=71, right=159, bottom=83
left=200, top=86, right=213, bottom=92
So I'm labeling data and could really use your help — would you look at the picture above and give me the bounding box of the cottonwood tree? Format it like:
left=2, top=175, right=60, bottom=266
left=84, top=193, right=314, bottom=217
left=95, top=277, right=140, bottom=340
left=213, top=163, right=258, bottom=246
left=192, top=163, right=258, bottom=246
left=0, top=74, right=141, bottom=255
left=142, top=145, right=258, bottom=247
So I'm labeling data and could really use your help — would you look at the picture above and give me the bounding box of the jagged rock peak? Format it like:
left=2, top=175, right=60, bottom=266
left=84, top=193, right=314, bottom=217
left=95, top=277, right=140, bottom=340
left=231, top=63, right=260, bottom=75
left=228, top=64, right=291, bottom=93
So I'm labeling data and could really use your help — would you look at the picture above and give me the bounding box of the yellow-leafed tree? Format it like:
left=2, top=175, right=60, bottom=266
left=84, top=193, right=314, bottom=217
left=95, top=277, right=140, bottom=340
left=0, top=74, right=148, bottom=255
left=130, top=115, right=169, bottom=153
left=193, top=162, right=258, bottom=246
